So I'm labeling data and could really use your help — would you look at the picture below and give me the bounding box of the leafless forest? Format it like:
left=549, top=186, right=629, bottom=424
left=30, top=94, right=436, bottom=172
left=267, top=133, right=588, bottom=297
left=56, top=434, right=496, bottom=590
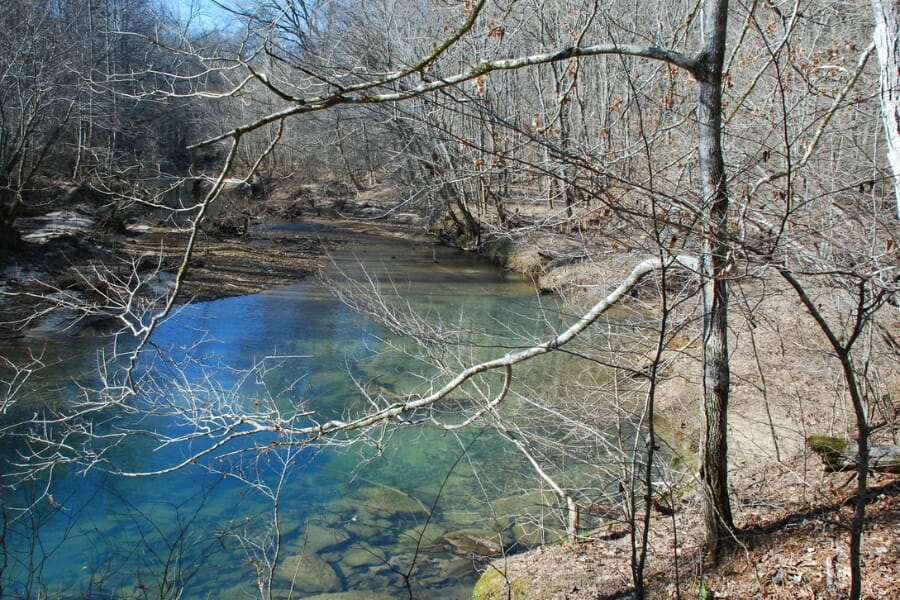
left=1, top=1, right=898, bottom=598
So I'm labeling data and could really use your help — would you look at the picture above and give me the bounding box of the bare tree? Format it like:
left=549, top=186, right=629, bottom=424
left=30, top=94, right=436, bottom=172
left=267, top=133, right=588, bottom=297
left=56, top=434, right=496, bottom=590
left=727, top=3, right=897, bottom=596
left=0, top=1, right=77, bottom=249
left=779, top=269, right=892, bottom=599
left=5, top=0, right=897, bottom=597
left=871, top=0, right=900, bottom=218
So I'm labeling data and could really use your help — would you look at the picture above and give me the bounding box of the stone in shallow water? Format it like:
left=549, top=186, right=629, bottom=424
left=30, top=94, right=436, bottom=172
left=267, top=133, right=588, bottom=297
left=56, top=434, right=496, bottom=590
left=439, top=508, right=512, bottom=536
left=301, top=592, right=396, bottom=600
left=398, top=552, right=476, bottom=589
left=491, top=490, right=558, bottom=519
left=283, top=522, right=351, bottom=555
left=437, top=529, right=507, bottom=558
left=511, top=520, right=566, bottom=548
left=340, top=510, right=402, bottom=546
left=356, top=481, right=430, bottom=518
left=341, top=544, right=386, bottom=569
left=274, top=553, right=341, bottom=593
left=396, top=523, right=446, bottom=551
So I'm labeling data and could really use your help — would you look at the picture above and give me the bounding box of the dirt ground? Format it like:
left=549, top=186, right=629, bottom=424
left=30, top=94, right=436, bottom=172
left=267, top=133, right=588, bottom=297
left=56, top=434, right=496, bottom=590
left=479, top=470, right=898, bottom=599
left=1, top=180, right=897, bottom=598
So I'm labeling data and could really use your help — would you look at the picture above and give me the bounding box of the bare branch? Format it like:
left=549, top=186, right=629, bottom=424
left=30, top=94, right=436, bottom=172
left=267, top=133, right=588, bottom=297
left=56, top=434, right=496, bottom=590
left=747, top=42, right=875, bottom=197
left=113, top=253, right=699, bottom=477
left=189, top=43, right=700, bottom=149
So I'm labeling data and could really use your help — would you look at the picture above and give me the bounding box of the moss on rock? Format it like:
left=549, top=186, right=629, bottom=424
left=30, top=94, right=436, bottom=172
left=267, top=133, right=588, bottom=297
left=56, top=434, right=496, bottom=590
left=471, top=567, right=527, bottom=600
left=806, top=435, right=850, bottom=471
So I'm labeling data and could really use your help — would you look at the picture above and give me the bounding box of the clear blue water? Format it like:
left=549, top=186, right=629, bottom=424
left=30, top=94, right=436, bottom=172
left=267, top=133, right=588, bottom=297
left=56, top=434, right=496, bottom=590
left=0, top=230, right=619, bottom=599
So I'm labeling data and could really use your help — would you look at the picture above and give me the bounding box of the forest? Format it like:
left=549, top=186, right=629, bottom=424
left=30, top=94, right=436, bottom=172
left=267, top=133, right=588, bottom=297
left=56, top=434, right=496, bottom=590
left=1, top=0, right=898, bottom=598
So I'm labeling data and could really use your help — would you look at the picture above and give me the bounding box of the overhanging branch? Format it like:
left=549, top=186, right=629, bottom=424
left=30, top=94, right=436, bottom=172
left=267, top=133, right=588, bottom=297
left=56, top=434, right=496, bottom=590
left=117, top=254, right=699, bottom=477
left=189, top=43, right=700, bottom=149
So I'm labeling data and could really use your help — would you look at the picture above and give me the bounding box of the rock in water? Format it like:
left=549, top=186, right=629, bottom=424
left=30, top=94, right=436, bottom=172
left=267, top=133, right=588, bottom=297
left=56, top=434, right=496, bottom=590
left=437, top=529, right=506, bottom=558
left=357, top=482, right=430, bottom=518
left=274, top=553, right=341, bottom=593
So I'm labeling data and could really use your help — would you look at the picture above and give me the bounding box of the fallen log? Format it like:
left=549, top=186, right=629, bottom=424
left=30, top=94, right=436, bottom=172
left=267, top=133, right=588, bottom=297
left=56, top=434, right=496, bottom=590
left=807, top=436, right=900, bottom=474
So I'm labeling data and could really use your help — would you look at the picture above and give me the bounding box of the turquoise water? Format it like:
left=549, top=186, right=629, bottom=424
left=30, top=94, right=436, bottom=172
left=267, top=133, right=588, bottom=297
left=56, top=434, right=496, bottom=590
left=0, top=229, right=625, bottom=599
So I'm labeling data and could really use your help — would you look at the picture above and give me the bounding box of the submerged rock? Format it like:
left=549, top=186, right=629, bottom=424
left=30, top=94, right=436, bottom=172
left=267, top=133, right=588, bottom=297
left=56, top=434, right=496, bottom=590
left=491, top=490, right=558, bottom=518
left=284, top=522, right=351, bottom=555
left=511, top=521, right=566, bottom=549
left=274, top=553, right=341, bottom=593
left=341, top=545, right=384, bottom=569
left=301, top=592, right=396, bottom=600
left=356, top=481, right=430, bottom=518
left=437, top=529, right=507, bottom=558
left=396, top=523, right=446, bottom=552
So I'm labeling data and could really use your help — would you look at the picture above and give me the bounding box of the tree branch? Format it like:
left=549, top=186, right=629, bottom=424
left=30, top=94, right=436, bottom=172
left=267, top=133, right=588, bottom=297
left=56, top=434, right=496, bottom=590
left=115, top=254, right=700, bottom=477
left=189, top=43, right=700, bottom=149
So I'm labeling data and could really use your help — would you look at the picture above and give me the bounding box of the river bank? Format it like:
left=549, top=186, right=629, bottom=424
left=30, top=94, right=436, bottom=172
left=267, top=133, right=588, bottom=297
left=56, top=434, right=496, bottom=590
left=0, top=180, right=423, bottom=340
left=454, top=218, right=900, bottom=596
left=460, top=227, right=899, bottom=597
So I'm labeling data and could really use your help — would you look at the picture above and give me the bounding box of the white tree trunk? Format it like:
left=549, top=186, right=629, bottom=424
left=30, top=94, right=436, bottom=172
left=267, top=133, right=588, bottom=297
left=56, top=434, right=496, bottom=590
left=872, top=0, right=900, bottom=219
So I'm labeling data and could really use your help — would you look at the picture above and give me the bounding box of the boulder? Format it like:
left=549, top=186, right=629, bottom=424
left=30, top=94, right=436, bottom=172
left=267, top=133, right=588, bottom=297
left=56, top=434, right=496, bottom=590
left=807, top=436, right=900, bottom=473
left=274, top=553, right=341, bottom=594
left=472, top=567, right=527, bottom=600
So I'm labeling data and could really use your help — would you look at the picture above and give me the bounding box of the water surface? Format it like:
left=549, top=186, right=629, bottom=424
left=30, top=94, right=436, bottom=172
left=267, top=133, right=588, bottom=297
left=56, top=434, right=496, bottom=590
left=1, top=227, right=618, bottom=598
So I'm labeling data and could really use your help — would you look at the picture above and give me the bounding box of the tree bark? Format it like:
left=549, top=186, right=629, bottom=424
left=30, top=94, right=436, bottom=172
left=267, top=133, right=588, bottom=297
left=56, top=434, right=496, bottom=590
left=871, top=0, right=900, bottom=219
left=696, top=0, right=735, bottom=561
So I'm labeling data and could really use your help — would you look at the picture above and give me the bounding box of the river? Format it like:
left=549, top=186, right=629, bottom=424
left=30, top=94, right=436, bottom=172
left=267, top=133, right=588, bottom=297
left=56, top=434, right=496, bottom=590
left=0, top=224, right=632, bottom=599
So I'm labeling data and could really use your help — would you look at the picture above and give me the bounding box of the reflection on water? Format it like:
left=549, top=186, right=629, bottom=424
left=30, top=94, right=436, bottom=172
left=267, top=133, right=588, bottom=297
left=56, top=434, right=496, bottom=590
left=0, top=230, right=624, bottom=599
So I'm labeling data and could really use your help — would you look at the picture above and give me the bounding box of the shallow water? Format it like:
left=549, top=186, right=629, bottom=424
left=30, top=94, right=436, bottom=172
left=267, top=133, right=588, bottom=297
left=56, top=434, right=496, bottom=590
left=0, top=228, right=622, bottom=599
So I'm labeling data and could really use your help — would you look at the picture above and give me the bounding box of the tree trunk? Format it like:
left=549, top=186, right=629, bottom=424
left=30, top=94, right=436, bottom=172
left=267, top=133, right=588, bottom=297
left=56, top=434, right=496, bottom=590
left=871, top=0, right=900, bottom=219
left=0, top=178, right=22, bottom=252
left=696, top=0, right=735, bottom=561
left=779, top=273, right=876, bottom=600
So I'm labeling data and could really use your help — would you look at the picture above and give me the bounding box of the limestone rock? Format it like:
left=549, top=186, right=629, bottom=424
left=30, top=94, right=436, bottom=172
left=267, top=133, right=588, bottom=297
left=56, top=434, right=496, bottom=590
left=472, top=567, right=527, bottom=600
